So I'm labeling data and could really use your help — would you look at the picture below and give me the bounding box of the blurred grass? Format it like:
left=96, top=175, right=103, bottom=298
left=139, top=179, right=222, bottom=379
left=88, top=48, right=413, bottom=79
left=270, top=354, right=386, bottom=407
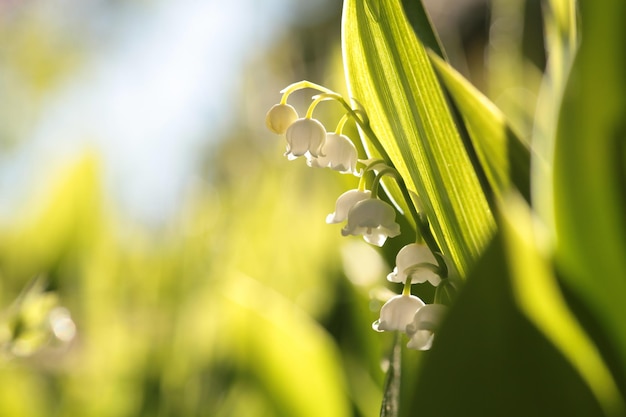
left=0, top=2, right=388, bottom=416
left=0, top=144, right=385, bottom=416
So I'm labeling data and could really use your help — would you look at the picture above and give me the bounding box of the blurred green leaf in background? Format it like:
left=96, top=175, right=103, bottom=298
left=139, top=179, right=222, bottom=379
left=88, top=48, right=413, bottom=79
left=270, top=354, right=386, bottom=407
left=0, top=1, right=387, bottom=416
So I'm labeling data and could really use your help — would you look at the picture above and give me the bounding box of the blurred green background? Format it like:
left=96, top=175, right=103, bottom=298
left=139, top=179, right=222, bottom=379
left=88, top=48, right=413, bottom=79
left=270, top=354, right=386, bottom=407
left=0, top=0, right=554, bottom=416
left=0, top=1, right=391, bottom=416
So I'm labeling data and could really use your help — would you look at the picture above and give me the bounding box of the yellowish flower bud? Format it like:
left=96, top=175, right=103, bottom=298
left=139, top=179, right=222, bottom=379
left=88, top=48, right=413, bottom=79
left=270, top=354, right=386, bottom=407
left=265, top=103, right=298, bottom=134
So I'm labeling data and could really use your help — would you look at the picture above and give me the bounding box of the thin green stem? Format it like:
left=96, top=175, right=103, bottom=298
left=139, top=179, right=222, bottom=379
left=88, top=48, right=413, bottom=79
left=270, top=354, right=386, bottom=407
left=371, top=167, right=397, bottom=198
left=358, top=158, right=387, bottom=169
left=305, top=95, right=326, bottom=119
left=313, top=93, right=392, bottom=163
left=357, top=159, right=387, bottom=180
left=434, top=278, right=457, bottom=305
left=371, top=167, right=448, bottom=278
left=402, top=276, right=413, bottom=295
left=334, top=113, right=350, bottom=134
left=279, top=80, right=335, bottom=105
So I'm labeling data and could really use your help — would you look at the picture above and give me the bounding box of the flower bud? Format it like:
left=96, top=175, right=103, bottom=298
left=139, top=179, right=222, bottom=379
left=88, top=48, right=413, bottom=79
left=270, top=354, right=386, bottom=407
left=265, top=104, right=298, bottom=134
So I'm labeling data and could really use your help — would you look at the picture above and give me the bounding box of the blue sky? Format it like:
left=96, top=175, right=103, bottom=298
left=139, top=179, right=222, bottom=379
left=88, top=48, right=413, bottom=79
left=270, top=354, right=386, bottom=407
left=0, top=0, right=334, bottom=225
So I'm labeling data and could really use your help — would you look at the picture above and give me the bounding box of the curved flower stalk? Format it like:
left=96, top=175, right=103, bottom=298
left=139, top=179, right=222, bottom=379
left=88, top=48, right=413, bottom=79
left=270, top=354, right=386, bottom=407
left=341, top=198, right=401, bottom=247
left=406, top=304, right=447, bottom=350
left=388, top=243, right=442, bottom=286
left=372, top=294, right=425, bottom=332
left=326, top=189, right=371, bottom=224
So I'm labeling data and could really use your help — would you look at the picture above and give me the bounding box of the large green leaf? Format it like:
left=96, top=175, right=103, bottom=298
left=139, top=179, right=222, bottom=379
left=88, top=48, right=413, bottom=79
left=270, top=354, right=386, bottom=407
left=429, top=53, right=531, bottom=202
left=342, top=0, right=494, bottom=276
left=501, top=196, right=624, bottom=416
left=408, top=195, right=624, bottom=416
left=553, top=0, right=626, bottom=376
left=399, top=0, right=444, bottom=59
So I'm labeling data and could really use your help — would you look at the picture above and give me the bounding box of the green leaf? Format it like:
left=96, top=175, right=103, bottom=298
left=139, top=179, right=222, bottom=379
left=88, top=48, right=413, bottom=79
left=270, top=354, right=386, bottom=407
left=429, top=52, right=531, bottom=202
left=408, top=195, right=624, bottom=416
left=224, top=274, right=351, bottom=417
left=342, top=0, right=494, bottom=276
left=531, top=0, right=579, bottom=230
left=0, top=154, right=102, bottom=278
left=399, top=0, right=445, bottom=59
left=500, top=195, right=624, bottom=416
left=553, top=0, right=626, bottom=377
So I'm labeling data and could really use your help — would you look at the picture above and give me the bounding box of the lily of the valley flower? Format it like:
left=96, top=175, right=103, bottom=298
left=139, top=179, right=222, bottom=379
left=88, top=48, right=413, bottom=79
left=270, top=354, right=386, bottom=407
left=388, top=243, right=442, bottom=286
left=406, top=304, right=447, bottom=350
left=341, top=198, right=400, bottom=246
left=372, top=294, right=425, bottom=332
left=326, top=189, right=371, bottom=224
left=285, top=118, right=326, bottom=160
left=308, top=133, right=358, bottom=175
left=266, top=104, right=299, bottom=134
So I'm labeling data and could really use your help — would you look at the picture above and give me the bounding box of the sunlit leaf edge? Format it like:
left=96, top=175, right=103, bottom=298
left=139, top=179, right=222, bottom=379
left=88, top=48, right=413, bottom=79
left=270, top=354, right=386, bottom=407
left=342, top=0, right=494, bottom=276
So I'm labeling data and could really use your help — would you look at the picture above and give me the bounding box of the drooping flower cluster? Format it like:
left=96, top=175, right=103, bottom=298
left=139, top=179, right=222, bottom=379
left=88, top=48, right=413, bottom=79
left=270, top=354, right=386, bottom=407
left=266, top=81, right=455, bottom=350
left=372, top=243, right=451, bottom=350
left=266, top=94, right=359, bottom=175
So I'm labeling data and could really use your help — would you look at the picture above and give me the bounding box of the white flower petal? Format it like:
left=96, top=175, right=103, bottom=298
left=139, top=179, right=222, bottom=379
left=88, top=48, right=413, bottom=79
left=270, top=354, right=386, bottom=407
left=311, top=133, right=358, bottom=174
left=341, top=199, right=400, bottom=246
left=372, top=294, right=425, bottom=332
left=285, top=118, right=326, bottom=159
left=388, top=243, right=440, bottom=285
left=326, top=189, right=371, bottom=224
left=363, top=230, right=389, bottom=247
left=406, top=329, right=435, bottom=350
left=386, top=267, right=399, bottom=282
left=406, top=304, right=447, bottom=350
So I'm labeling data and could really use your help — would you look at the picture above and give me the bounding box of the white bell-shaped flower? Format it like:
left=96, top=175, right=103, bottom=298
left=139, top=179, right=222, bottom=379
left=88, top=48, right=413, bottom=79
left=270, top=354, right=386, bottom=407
left=266, top=104, right=298, bottom=134
left=308, top=133, right=358, bottom=175
left=406, top=304, right=447, bottom=350
left=372, top=294, right=425, bottom=332
left=387, top=243, right=441, bottom=286
left=326, top=189, right=371, bottom=224
left=341, top=199, right=400, bottom=246
left=285, top=118, right=326, bottom=160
